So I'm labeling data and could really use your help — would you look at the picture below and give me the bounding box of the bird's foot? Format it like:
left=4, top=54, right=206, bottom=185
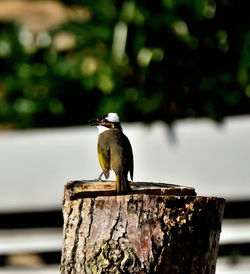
left=94, top=172, right=104, bottom=182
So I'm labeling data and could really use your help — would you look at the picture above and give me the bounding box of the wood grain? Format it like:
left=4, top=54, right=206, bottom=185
left=60, top=181, right=225, bottom=273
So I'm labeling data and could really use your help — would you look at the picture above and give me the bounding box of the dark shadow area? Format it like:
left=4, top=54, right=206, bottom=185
left=219, top=243, right=250, bottom=257
left=224, top=200, right=250, bottom=219
left=0, top=210, right=63, bottom=229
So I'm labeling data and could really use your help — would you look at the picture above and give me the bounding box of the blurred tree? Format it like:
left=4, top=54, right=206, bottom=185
left=0, top=0, right=249, bottom=128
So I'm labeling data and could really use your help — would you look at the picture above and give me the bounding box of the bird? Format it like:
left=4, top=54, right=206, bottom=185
left=89, top=113, right=133, bottom=194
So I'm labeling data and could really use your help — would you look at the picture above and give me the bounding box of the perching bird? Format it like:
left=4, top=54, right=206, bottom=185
left=89, top=113, right=133, bottom=194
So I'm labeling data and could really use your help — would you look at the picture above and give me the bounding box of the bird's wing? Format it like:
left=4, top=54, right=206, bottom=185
left=123, top=134, right=133, bottom=181
left=129, top=146, right=134, bottom=181
left=97, top=143, right=110, bottom=179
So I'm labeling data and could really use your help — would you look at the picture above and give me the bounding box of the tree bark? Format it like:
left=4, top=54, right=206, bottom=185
left=60, top=181, right=225, bottom=274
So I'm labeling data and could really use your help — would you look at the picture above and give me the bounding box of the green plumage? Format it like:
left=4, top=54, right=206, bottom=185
left=97, top=129, right=133, bottom=194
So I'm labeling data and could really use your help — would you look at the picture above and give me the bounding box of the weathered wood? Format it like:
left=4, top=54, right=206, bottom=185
left=64, top=180, right=197, bottom=198
left=60, top=180, right=225, bottom=274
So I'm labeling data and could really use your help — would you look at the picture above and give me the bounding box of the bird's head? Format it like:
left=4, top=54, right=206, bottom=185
left=88, top=113, right=122, bottom=132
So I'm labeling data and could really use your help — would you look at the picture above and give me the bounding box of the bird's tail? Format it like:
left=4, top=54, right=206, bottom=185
left=115, top=172, right=131, bottom=194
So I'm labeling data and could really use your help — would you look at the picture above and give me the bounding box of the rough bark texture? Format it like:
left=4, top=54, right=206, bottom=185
left=60, top=181, right=225, bottom=274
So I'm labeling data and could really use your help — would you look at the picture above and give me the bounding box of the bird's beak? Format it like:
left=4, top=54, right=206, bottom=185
left=88, top=118, right=99, bottom=126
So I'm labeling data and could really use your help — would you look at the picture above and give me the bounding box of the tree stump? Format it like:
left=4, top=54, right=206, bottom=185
left=60, top=181, right=225, bottom=274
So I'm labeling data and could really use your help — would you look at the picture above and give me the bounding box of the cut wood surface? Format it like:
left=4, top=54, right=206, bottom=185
left=60, top=180, right=225, bottom=274
left=64, top=180, right=197, bottom=199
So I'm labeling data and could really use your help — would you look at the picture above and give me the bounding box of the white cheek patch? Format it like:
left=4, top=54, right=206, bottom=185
left=97, top=125, right=110, bottom=134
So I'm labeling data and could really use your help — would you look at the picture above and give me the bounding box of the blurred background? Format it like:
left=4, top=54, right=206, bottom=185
left=0, top=0, right=250, bottom=273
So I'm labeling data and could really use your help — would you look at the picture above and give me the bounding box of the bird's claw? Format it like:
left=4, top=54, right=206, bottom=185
left=94, top=172, right=104, bottom=182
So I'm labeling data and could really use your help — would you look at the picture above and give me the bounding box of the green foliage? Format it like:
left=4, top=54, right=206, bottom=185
left=0, top=0, right=250, bottom=128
